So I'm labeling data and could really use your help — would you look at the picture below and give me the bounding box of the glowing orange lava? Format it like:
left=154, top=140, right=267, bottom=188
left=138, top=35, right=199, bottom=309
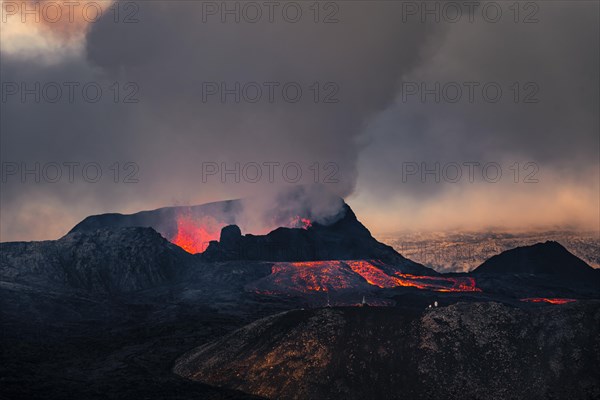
left=345, top=260, right=399, bottom=288
left=393, top=272, right=481, bottom=292
left=270, top=261, right=356, bottom=292
left=520, top=298, right=576, bottom=305
left=250, top=259, right=482, bottom=294
left=289, top=216, right=312, bottom=229
left=171, top=214, right=221, bottom=254
left=345, top=260, right=481, bottom=292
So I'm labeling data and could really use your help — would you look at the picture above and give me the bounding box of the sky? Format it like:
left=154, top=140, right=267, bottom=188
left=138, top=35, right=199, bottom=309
left=1, top=0, right=599, bottom=241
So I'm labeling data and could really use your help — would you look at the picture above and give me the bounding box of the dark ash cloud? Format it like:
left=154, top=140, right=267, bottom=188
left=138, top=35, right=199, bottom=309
left=1, top=1, right=598, bottom=240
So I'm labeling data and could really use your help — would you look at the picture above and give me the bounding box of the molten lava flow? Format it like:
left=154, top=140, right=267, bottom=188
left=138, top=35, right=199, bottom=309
left=345, top=260, right=481, bottom=292
left=393, top=272, right=481, bottom=293
left=520, top=298, right=577, bottom=305
left=289, top=216, right=312, bottom=229
left=344, top=260, right=399, bottom=288
left=269, top=261, right=356, bottom=292
left=249, top=259, right=483, bottom=295
left=171, top=214, right=221, bottom=254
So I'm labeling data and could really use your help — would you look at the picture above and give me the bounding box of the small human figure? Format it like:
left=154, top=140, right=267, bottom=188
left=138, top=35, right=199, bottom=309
left=361, top=296, right=368, bottom=307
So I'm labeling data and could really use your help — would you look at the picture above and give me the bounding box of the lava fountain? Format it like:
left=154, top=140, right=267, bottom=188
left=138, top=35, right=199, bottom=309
left=170, top=212, right=313, bottom=254
left=171, top=213, right=222, bottom=254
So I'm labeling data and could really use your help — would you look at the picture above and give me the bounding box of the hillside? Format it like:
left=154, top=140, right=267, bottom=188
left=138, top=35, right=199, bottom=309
left=175, top=302, right=600, bottom=400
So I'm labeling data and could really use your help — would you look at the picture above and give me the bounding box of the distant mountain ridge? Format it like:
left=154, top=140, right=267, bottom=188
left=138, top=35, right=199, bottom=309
left=381, top=231, right=600, bottom=272
left=473, top=241, right=596, bottom=279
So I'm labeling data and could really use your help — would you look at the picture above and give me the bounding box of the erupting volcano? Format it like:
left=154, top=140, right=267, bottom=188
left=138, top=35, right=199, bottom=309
left=289, top=216, right=313, bottom=229
left=171, top=215, right=313, bottom=254
left=4, top=197, right=600, bottom=400
left=171, top=214, right=221, bottom=254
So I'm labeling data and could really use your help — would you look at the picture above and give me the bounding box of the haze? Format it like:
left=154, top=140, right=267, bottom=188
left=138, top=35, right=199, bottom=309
left=1, top=0, right=598, bottom=241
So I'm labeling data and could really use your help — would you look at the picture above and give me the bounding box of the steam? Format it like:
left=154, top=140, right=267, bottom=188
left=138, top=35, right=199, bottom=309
left=352, top=2, right=599, bottom=233
left=1, top=1, right=598, bottom=241
left=234, top=185, right=346, bottom=234
left=1, top=2, right=432, bottom=241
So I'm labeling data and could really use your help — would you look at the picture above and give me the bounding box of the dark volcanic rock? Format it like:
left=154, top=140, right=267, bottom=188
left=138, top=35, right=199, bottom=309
left=471, top=241, right=600, bottom=297
left=473, top=241, right=596, bottom=278
left=220, top=225, right=243, bottom=248
left=416, top=302, right=600, bottom=400
left=174, top=302, right=600, bottom=400
left=202, top=205, right=433, bottom=275
left=2, top=207, right=599, bottom=399
left=0, top=227, right=194, bottom=294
